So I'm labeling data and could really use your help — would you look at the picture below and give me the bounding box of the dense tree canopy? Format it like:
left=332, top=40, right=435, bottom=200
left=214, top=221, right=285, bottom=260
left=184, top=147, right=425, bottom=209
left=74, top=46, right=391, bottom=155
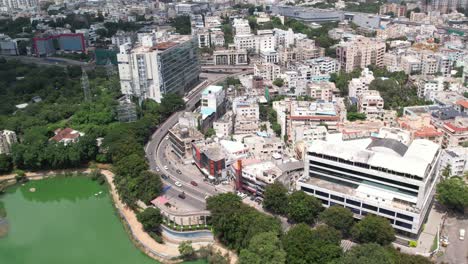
left=282, top=223, right=342, bottom=264
left=239, top=231, right=286, bottom=264
left=0, top=154, right=13, bottom=174
left=351, top=215, right=395, bottom=245
left=137, top=207, right=163, bottom=233
left=171, top=15, right=192, bottom=35
left=320, top=205, right=355, bottom=236
left=436, top=177, right=468, bottom=213
left=287, top=191, right=323, bottom=224
left=263, top=181, right=289, bottom=215
left=340, top=243, right=393, bottom=264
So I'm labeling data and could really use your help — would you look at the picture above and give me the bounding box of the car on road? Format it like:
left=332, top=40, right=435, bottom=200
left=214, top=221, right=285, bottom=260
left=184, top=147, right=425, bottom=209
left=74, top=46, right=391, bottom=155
left=161, top=174, right=168, bottom=180
left=155, top=166, right=160, bottom=172
left=190, top=181, right=198, bottom=186
left=174, top=181, right=182, bottom=187
left=460, top=229, right=465, bottom=240
left=178, top=192, right=186, bottom=199
left=221, top=181, right=229, bottom=185
left=176, top=169, right=182, bottom=174
left=237, top=191, right=247, bottom=199
left=164, top=165, right=168, bottom=170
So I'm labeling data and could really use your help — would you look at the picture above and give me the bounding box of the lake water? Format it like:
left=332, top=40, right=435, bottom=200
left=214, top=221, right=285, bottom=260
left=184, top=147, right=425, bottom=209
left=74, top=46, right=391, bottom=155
left=0, top=177, right=204, bottom=264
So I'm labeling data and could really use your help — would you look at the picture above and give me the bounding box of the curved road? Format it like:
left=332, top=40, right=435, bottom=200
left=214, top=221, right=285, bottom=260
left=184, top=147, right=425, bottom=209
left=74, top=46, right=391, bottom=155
left=145, top=70, right=253, bottom=211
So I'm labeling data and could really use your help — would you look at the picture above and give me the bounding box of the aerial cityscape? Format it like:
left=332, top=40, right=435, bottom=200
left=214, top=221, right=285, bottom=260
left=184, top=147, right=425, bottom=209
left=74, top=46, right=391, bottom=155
left=0, top=0, right=467, bottom=263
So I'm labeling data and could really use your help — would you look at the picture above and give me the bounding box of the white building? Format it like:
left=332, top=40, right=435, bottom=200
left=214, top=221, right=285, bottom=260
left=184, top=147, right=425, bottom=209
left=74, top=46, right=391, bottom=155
left=213, top=111, right=234, bottom=138
left=244, top=135, right=283, bottom=160
left=111, top=31, right=134, bottom=47
left=0, top=130, right=17, bottom=155
left=298, top=137, right=441, bottom=237
left=254, top=62, right=281, bottom=81
left=416, top=76, right=444, bottom=101
left=0, top=0, right=37, bottom=10
left=348, top=68, right=375, bottom=98
left=440, top=147, right=468, bottom=177
left=233, top=18, right=251, bottom=36
left=117, top=35, right=200, bottom=102
left=201, top=85, right=225, bottom=119
left=358, top=90, right=384, bottom=120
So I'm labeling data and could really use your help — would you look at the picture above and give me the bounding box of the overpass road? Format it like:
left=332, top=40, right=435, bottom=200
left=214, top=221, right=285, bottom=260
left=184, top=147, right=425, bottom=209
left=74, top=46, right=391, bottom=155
left=145, top=70, right=253, bottom=211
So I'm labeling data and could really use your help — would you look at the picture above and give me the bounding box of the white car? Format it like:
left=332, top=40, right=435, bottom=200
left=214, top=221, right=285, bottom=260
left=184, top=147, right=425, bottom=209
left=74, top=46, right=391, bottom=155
left=460, top=229, right=465, bottom=240
left=236, top=191, right=247, bottom=199
left=174, top=181, right=182, bottom=187
left=164, top=165, right=168, bottom=170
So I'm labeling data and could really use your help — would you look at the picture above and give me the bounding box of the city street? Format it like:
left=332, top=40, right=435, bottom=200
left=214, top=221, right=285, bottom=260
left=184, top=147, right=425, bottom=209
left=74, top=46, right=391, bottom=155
left=438, top=214, right=468, bottom=263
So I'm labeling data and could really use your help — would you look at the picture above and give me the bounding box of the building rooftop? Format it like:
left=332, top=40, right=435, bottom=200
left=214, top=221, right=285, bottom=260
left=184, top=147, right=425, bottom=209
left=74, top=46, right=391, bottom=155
left=202, top=85, right=223, bottom=95
left=309, top=138, right=439, bottom=178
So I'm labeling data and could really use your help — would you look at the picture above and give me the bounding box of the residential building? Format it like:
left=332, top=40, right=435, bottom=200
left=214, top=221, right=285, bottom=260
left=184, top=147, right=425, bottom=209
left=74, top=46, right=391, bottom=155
left=201, top=85, right=226, bottom=120
left=0, top=0, right=37, bottom=10
left=291, top=124, right=328, bottom=145
left=416, top=76, right=444, bottom=101
left=117, top=35, right=200, bottom=102
left=441, top=117, right=468, bottom=148
left=234, top=160, right=282, bottom=196
left=260, top=49, right=278, bottom=64
left=299, top=136, right=442, bottom=238
left=0, top=130, right=17, bottom=155
left=358, top=90, right=385, bottom=120
left=0, top=34, right=18, bottom=55
left=233, top=18, right=251, bottom=35
left=232, top=97, right=260, bottom=121
left=348, top=68, right=375, bottom=99
left=111, top=31, right=134, bottom=47
left=192, top=141, right=226, bottom=181
left=50, top=128, right=84, bottom=145
left=439, top=147, right=468, bottom=176
left=213, top=48, right=248, bottom=65
left=33, top=33, right=86, bottom=56
left=379, top=3, right=407, bottom=17
left=168, top=124, right=204, bottom=160
left=244, top=135, right=283, bottom=160
left=336, top=37, right=386, bottom=73
left=213, top=111, right=234, bottom=138
left=307, top=82, right=337, bottom=102
left=254, top=62, right=281, bottom=81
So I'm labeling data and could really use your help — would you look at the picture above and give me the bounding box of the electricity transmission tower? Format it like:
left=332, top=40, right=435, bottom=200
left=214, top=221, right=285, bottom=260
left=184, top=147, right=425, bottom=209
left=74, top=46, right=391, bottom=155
left=81, top=67, right=91, bottom=102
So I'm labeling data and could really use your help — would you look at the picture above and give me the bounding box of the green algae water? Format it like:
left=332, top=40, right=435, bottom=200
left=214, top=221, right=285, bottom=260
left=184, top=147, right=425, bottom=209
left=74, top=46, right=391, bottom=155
left=0, top=177, right=158, bottom=264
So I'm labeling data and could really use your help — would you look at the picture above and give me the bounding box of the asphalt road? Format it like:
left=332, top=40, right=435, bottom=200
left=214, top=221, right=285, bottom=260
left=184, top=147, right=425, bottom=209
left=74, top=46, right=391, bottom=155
left=145, top=70, right=253, bottom=211
left=438, top=215, right=468, bottom=263
left=1, top=55, right=92, bottom=68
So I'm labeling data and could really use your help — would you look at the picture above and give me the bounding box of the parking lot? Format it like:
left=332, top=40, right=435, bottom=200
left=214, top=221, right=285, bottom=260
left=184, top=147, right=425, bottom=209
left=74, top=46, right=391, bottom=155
left=438, top=214, right=468, bottom=263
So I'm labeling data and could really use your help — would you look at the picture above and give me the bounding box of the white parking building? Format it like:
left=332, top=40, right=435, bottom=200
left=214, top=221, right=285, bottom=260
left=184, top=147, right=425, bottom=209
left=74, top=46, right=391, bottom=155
left=298, top=136, right=441, bottom=238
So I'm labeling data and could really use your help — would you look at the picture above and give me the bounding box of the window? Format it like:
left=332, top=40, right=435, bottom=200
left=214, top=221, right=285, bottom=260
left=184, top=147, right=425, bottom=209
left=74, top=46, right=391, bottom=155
left=396, top=213, right=414, bottom=221
left=346, top=199, right=361, bottom=207
left=362, top=203, right=377, bottom=211
left=346, top=206, right=360, bottom=214
left=379, top=208, right=395, bottom=217
left=300, top=186, right=314, bottom=194
left=395, top=220, right=412, bottom=229
left=318, top=198, right=328, bottom=205
left=315, top=190, right=329, bottom=198
left=330, top=194, right=344, bottom=202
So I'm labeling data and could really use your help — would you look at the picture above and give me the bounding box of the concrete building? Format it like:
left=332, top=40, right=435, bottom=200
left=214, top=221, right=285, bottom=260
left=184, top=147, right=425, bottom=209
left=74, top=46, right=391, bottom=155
left=192, top=141, right=226, bottom=181
left=33, top=33, right=86, bottom=57
left=416, top=76, right=444, bottom=101
left=0, top=130, right=17, bottom=155
left=168, top=124, right=204, bottom=160
left=244, top=135, right=283, bottom=160
left=254, top=62, right=281, bottom=81
left=213, top=48, right=248, bottom=66
left=291, top=124, right=328, bottom=145
left=233, top=18, right=251, bottom=36
left=213, top=111, right=234, bottom=138
left=111, top=31, right=134, bottom=47
left=299, top=136, right=441, bottom=238
left=0, top=0, right=37, bottom=10
left=441, top=117, right=468, bottom=148
left=201, top=85, right=226, bottom=120
left=348, top=68, right=375, bottom=99
left=117, top=35, right=200, bottom=102
left=440, top=147, right=468, bottom=176
left=233, top=160, right=282, bottom=196
left=336, top=37, right=386, bottom=73
left=358, top=90, right=385, bottom=121
left=379, top=3, right=407, bottom=17
left=0, top=34, right=18, bottom=55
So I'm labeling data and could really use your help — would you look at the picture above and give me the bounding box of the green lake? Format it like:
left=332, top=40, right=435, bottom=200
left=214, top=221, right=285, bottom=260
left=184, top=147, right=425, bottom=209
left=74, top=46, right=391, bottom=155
left=0, top=177, right=204, bottom=264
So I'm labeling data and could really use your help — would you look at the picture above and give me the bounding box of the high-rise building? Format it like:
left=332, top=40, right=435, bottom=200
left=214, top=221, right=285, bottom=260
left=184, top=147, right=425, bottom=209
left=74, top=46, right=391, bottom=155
left=117, top=35, right=200, bottom=103
left=427, top=0, right=468, bottom=14
left=336, top=37, right=386, bottom=73
left=0, top=130, right=17, bottom=155
left=298, top=134, right=441, bottom=238
left=0, top=0, right=37, bottom=10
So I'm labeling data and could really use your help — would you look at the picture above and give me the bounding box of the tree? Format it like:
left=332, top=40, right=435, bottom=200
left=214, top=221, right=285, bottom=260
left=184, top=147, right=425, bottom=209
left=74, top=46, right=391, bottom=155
left=347, top=112, right=366, bottom=121
left=171, top=15, right=191, bottom=35
left=205, top=128, right=216, bottom=138
left=273, top=78, right=284, bottom=87
left=263, top=181, right=288, bottom=215
left=136, top=207, right=163, bottom=233
left=320, top=205, right=354, bottom=236
left=282, top=223, right=342, bottom=264
left=131, top=171, right=163, bottom=204
left=0, top=154, right=13, bottom=174
left=441, top=164, right=451, bottom=179
left=178, top=240, right=195, bottom=260
left=113, top=153, right=148, bottom=178
left=239, top=232, right=286, bottom=264
left=340, top=243, right=393, bottom=264
left=287, top=191, right=323, bottom=224
left=436, top=177, right=468, bottom=213
left=351, top=215, right=395, bottom=245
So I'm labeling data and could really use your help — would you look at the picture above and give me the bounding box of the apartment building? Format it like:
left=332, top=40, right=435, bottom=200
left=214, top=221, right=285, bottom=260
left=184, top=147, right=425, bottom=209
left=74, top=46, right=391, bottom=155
left=439, top=146, right=468, bottom=176
left=348, top=68, right=375, bottom=98
left=336, top=37, right=386, bottom=73
left=244, top=135, right=283, bottom=160
left=298, top=135, right=441, bottom=238
left=117, top=35, right=200, bottom=102
left=168, top=124, right=204, bottom=159
left=0, top=0, right=37, bottom=10
left=416, top=76, right=444, bottom=101
left=441, top=117, right=468, bottom=148
left=379, top=3, right=407, bottom=17
left=201, top=85, right=226, bottom=119
left=254, top=62, right=281, bottom=81
left=233, top=18, right=251, bottom=35
left=213, top=48, right=248, bottom=66
left=0, top=130, right=17, bottom=155
left=111, top=31, right=134, bottom=47
left=213, top=111, right=234, bottom=138
left=358, top=90, right=385, bottom=120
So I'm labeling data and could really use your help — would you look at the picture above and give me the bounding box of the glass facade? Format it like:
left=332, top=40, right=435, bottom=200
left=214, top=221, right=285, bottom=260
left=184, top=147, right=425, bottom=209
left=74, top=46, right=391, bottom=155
left=158, top=37, right=200, bottom=95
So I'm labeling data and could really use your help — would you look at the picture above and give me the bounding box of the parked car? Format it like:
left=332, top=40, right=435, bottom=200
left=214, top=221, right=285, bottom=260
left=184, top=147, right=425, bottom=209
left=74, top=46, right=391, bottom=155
left=176, top=169, right=182, bottom=174
left=221, top=181, right=229, bottom=185
left=174, top=181, right=182, bottom=187
left=190, top=181, right=198, bottom=186
left=460, top=229, right=465, bottom=240
left=236, top=191, right=247, bottom=199
left=178, top=192, right=186, bottom=199
left=164, top=165, right=168, bottom=170
left=161, top=174, right=169, bottom=180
